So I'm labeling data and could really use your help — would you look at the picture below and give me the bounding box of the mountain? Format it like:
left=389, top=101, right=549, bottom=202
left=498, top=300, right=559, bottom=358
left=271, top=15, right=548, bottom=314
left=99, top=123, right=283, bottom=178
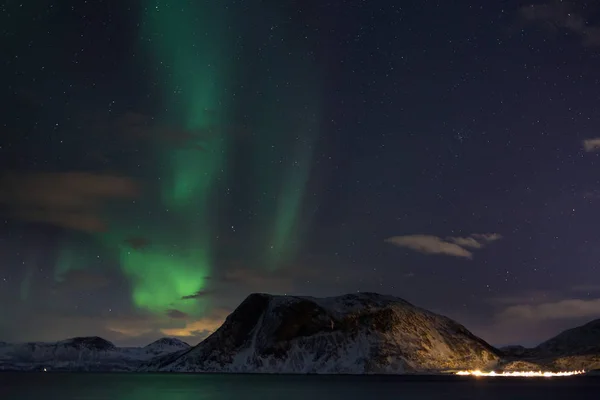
left=0, top=336, right=189, bottom=371
left=143, top=337, right=190, bottom=356
left=150, top=292, right=500, bottom=373
left=499, top=319, right=600, bottom=372
left=531, top=319, right=600, bottom=371
left=535, top=319, right=600, bottom=356
left=8, top=293, right=597, bottom=374
left=499, top=345, right=529, bottom=358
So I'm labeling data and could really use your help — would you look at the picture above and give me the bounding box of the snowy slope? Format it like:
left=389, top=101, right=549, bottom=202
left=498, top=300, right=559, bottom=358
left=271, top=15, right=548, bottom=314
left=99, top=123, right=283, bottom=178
left=143, top=337, right=190, bottom=356
left=497, top=319, right=600, bottom=372
left=0, top=336, right=190, bottom=371
left=521, top=319, right=600, bottom=371
left=535, top=319, right=600, bottom=356
left=152, top=292, right=500, bottom=373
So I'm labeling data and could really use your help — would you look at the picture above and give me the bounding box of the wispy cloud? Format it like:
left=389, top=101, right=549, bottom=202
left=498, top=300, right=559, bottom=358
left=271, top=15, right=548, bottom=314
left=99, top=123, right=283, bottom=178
left=55, top=270, right=111, bottom=292
left=446, top=236, right=483, bottom=249
left=181, top=290, right=213, bottom=300
left=166, top=309, right=189, bottom=320
left=116, top=111, right=217, bottom=152
left=124, top=237, right=151, bottom=250
left=518, top=2, right=600, bottom=47
left=583, top=138, right=600, bottom=152
left=471, top=233, right=503, bottom=242
left=572, top=284, right=600, bottom=293
left=497, top=298, right=600, bottom=322
left=487, top=290, right=553, bottom=306
left=0, top=171, right=138, bottom=233
left=478, top=296, right=600, bottom=345
left=385, top=233, right=502, bottom=259
left=160, top=309, right=229, bottom=338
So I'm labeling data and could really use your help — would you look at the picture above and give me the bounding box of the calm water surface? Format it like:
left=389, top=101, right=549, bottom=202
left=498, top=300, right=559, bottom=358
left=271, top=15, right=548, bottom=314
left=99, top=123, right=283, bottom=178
left=1, top=373, right=598, bottom=399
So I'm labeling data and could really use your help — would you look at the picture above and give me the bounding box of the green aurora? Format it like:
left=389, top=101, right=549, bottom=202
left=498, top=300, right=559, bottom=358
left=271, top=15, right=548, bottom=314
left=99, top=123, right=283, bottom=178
left=260, top=83, right=320, bottom=269
left=46, top=1, right=322, bottom=324
left=110, top=0, right=232, bottom=315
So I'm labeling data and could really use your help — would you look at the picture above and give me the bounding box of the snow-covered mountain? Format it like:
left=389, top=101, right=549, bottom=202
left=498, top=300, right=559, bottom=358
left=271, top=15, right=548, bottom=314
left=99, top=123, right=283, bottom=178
left=143, top=337, right=190, bottom=356
left=498, top=319, right=600, bottom=371
left=149, top=292, right=501, bottom=373
left=0, top=336, right=190, bottom=371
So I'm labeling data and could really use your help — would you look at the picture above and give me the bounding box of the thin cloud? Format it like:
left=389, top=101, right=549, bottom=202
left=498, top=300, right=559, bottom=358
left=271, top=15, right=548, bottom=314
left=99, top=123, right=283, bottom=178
left=0, top=172, right=138, bottom=207
left=497, top=298, right=600, bottom=322
left=386, top=235, right=474, bottom=258
left=55, top=270, right=111, bottom=292
left=12, top=209, right=109, bottom=233
left=181, top=290, right=213, bottom=300
left=161, top=309, right=229, bottom=338
left=446, top=236, right=483, bottom=249
left=479, top=296, right=600, bottom=345
left=487, top=290, right=553, bottom=306
left=116, top=112, right=213, bottom=152
left=582, top=138, right=600, bottom=152
left=471, top=233, right=503, bottom=243
left=572, top=284, right=600, bottom=293
left=124, top=237, right=151, bottom=250
left=385, top=233, right=502, bottom=259
left=0, top=171, right=138, bottom=233
left=518, top=3, right=600, bottom=47
left=166, top=309, right=189, bottom=320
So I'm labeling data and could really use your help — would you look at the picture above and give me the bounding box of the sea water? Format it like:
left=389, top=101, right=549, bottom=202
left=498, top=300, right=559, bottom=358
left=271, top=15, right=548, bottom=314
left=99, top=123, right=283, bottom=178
left=0, top=373, right=598, bottom=399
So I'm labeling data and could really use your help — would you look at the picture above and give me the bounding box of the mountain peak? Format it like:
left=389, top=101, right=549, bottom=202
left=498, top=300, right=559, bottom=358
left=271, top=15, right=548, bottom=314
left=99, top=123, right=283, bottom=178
left=536, top=318, right=600, bottom=356
left=60, top=336, right=115, bottom=351
left=145, top=337, right=190, bottom=349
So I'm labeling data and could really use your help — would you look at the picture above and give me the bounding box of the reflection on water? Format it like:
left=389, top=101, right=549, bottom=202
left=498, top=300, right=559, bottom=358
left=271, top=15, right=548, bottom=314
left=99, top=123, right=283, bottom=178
left=0, top=373, right=599, bottom=400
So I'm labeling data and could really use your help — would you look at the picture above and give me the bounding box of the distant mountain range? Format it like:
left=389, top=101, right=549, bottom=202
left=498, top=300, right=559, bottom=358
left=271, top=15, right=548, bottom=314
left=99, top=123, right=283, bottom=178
left=2, top=292, right=599, bottom=373
left=0, top=336, right=190, bottom=371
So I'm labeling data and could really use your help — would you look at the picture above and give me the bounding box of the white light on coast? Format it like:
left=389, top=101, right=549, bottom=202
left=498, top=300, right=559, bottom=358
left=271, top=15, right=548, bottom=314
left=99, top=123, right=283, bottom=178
left=456, top=370, right=585, bottom=377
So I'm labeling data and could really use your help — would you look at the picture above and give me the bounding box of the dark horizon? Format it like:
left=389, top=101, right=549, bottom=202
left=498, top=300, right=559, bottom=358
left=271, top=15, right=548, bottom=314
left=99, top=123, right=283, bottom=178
left=1, top=289, right=594, bottom=349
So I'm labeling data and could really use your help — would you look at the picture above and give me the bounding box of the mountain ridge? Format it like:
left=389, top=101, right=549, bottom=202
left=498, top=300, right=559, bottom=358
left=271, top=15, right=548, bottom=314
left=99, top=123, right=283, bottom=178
left=3, top=293, right=599, bottom=373
left=0, top=336, right=190, bottom=371
left=499, top=318, right=600, bottom=371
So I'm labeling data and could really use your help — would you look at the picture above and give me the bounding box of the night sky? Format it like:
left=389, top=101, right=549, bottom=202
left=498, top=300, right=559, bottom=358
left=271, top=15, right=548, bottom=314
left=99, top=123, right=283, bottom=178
left=2, top=0, right=600, bottom=348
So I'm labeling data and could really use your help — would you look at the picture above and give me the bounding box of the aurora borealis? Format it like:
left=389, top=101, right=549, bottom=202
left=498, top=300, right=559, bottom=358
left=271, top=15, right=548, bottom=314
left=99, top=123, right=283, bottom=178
left=4, top=0, right=600, bottom=347
left=111, top=0, right=234, bottom=315
left=1, top=0, right=324, bottom=343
